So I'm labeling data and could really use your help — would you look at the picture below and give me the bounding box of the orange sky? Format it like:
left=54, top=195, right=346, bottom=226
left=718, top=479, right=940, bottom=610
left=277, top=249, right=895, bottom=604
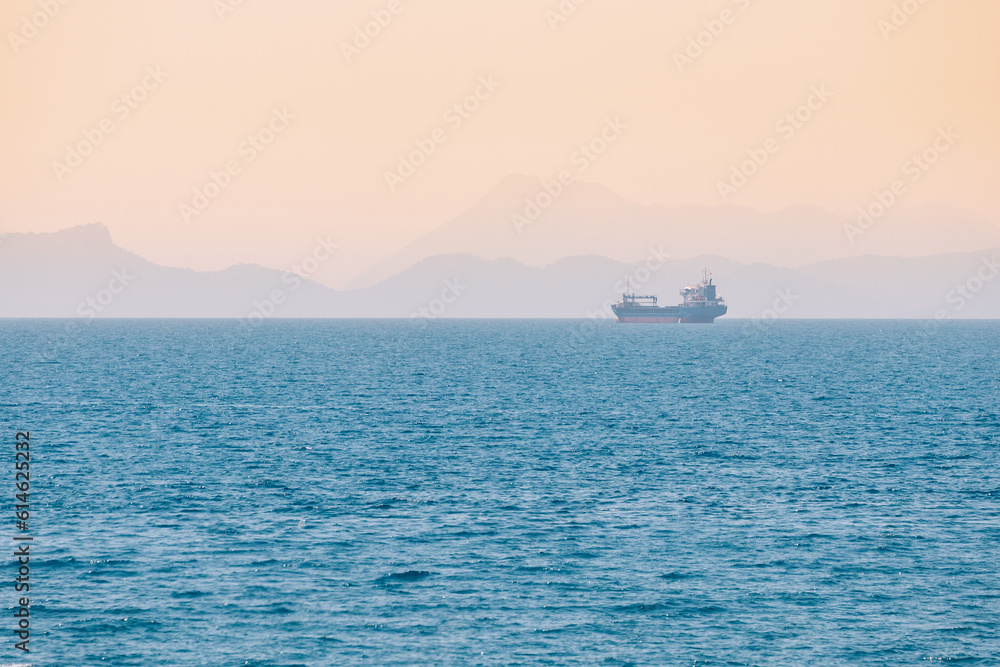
left=2, top=0, right=998, bottom=286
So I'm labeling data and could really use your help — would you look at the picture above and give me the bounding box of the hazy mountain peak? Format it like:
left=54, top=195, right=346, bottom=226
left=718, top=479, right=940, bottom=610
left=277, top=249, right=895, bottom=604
left=772, top=203, right=839, bottom=219
left=64, top=222, right=114, bottom=244
left=474, top=174, right=545, bottom=208
left=63, top=222, right=112, bottom=239
left=2, top=222, right=113, bottom=246
left=347, top=174, right=1000, bottom=288
left=1, top=223, right=118, bottom=256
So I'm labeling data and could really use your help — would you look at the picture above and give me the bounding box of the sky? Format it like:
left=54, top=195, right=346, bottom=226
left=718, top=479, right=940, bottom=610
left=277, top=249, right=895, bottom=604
left=2, top=0, right=998, bottom=287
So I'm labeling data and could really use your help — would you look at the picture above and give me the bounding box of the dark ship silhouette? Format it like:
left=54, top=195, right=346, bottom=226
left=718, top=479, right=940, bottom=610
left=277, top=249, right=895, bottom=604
left=611, top=270, right=727, bottom=323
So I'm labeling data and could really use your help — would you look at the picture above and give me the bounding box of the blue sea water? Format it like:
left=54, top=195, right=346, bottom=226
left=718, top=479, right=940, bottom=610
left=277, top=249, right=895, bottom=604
left=2, top=319, right=1000, bottom=666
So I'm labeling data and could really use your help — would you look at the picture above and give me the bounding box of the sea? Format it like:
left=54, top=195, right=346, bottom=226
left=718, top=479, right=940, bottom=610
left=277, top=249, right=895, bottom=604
left=1, top=319, right=999, bottom=666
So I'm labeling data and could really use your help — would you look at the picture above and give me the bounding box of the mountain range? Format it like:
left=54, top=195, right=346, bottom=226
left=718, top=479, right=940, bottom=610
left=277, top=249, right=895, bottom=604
left=348, top=175, right=1000, bottom=289
left=1, top=220, right=998, bottom=319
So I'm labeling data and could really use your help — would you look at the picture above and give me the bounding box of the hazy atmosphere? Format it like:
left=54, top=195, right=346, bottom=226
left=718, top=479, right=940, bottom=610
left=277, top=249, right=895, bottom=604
left=3, top=0, right=999, bottom=291
left=5, top=4, right=1000, bottom=665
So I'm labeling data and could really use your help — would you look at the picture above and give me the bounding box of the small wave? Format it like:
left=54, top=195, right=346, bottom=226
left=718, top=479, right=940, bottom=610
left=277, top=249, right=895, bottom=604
left=613, top=601, right=672, bottom=613
left=170, top=590, right=211, bottom=599
left=515, top=565, right=559, bottom=573
left=695, top=450, right=724, bottom=458
left=375, top=570, right=433, bottom=585
left=369, top=497, right=427, bottom=509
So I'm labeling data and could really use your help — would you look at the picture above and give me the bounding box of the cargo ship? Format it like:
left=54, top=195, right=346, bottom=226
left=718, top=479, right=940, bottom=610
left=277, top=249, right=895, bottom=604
left=611, top=270, right=727, bottom=323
